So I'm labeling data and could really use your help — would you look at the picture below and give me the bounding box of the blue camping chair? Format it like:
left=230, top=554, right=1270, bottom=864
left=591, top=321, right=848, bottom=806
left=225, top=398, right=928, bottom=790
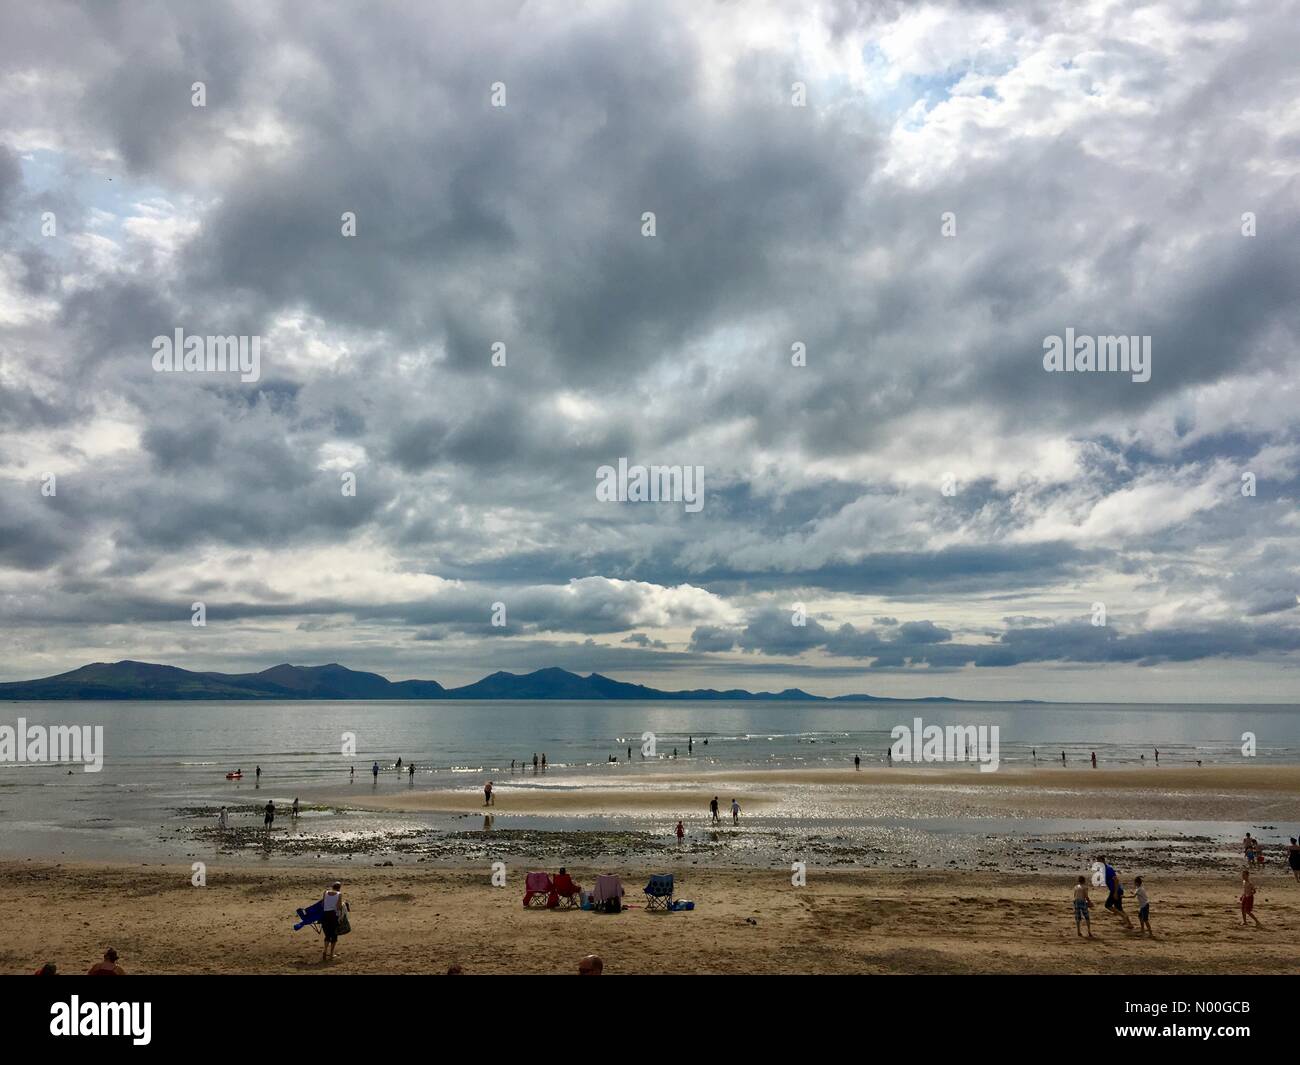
left=644, top=874, right=674, bottom=911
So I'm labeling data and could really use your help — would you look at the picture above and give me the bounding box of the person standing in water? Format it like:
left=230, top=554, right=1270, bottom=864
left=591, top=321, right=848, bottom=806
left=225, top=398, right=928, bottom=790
left=532, top=753, right=539, bottom=771
left=854, top=754, right=860, bottom=771
left=256, top=765, right=261, bottom=782
left=1154, top=747, right=1159, bottom=764
left=349, top=766, right=355, bottom=783
left=688, top=736, right=693, bottom=754
left=731, top=798, right=740, bottom=825
left=263, top=800, right=275, bottom=832
left=408, top=763, right=415, bottom=780
left=292, top=797, right=300, bottom=819
left=1090, top=751, right=1097, bottom=769
left=484, top=780, right=494, bottom=806
left=541, top=753, right=547, bottom=769
left=675, top=820, right=685, bottom=845
left=371, top=760, right=379, bottom=782
left=1061, top=751, right=1066, bottom=765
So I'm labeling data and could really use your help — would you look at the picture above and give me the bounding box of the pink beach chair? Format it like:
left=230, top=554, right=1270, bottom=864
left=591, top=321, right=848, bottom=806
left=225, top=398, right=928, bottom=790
left=523, top=871, right=553, bottom=907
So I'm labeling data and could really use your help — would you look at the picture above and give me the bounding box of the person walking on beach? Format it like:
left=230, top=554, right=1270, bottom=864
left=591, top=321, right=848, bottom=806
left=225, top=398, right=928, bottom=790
left=709, top=796, right=720, bottom=823
left=1154, top=747, right=1159, bottom=764
left=218, top=806, right=229, bottom=831
left=1286, top=838, right=1300, bottom=881
left=1243, top=832, right=1262, bottom=866
left=1061, top=750, right=1066, bottom=765
left=1090, top=751, right=1097, bottom=769
left=628, top=746, right=632, bottom=760
left=1032, top=748, right=1037, bottom=763
left=292, top=797, right=300, bottom=819
left=396, top=757, right=402, bottom=772
left=1240, top=870, right=1260, bottom=927
left=484, top=780, right=494, bottom=806
left=350, top=766, right=355, bottom=783
left=1098, top=857, right=1133, bottom=929
left=854, top=754, right=860, bottom=771
left=263, top=800, right=275, bottom=831
left=731, top=798, right=740, bottom=825
left=1134, top=876, right=1152, bottom=936
left=676, top=820, right=685, bottom=845
left=886, top=748, right=892, bottom=766
left=408, top=763, right=415, bottom=780
left=533, top=753, right=538, bottom=771
left=1072, top=876, right=1093, bottom=938
left=542, top=753, right=547, bottom=769
left=321, top=881, right=344, bottom=962
left=372, top=760, right=379, bottom=781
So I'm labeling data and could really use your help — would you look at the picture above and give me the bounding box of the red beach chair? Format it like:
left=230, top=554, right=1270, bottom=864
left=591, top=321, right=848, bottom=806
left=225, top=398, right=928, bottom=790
left=523, top=871, right=553, bottom=907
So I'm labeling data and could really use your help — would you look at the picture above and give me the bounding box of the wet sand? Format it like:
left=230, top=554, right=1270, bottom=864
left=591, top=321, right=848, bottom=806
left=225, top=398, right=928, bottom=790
left=320, top=764, right=1300, bottom=821
left=4, top=860, right=1296, bottom=975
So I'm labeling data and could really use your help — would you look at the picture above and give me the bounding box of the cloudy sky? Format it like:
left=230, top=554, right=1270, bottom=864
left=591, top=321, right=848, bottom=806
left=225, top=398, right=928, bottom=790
left=1, top=1, right=1297, bottom=701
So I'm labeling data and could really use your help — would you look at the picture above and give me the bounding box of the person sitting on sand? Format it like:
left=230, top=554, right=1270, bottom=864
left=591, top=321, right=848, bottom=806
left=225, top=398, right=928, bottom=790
left=1240, top=870, right=1260, bottom=927
left=1134, top=876, right=1152, bottom=937
left=321, top=881, right=344, bottom=961
left=578, top=954, right=603, bottom=975
left=1072, top=876, right=1092, bottom=938
left=87, top=948, right=125, bottom=976
left=1286, top=838, right=1300, bottom=881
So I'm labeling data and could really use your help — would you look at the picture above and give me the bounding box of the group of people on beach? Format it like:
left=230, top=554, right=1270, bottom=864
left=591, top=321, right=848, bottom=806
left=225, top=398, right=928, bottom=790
left=1073, top=858, right=1155, bottom=938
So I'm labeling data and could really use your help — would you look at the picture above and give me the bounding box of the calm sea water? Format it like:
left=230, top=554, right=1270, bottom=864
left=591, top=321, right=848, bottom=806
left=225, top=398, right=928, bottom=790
left=2, top=699, right=1297, bottom=861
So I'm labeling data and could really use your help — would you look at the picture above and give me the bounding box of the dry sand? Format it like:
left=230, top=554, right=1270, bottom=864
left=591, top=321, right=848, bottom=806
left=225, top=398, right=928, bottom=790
left=3, top=860, right=1297, bottom=975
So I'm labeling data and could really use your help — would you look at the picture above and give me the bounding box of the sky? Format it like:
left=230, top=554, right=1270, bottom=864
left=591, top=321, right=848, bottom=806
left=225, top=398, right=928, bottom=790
left=0, top=0, right=1297, bottom=701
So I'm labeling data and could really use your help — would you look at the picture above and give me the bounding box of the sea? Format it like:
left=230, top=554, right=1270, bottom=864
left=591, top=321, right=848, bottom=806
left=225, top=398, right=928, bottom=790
left=1, top=699, right=1298, bottom=867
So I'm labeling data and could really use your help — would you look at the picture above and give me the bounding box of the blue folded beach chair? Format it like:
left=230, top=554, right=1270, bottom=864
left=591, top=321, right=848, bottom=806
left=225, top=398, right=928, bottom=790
left=644, top=874, right=674, bottom=911
left=294, top=900, right=325, bottom=931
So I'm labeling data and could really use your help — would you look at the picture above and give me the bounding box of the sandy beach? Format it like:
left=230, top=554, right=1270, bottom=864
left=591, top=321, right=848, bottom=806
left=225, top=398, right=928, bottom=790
left=4, top=860, right=1297, bottom=975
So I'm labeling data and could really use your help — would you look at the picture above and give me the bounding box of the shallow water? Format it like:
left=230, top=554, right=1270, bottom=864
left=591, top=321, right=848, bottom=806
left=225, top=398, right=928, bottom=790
left=1, top=699, right=1297, bottom=865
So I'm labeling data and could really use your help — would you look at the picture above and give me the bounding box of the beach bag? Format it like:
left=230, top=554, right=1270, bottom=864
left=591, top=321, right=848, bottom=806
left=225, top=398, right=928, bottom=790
left=337, top=905, right=352, bottom=936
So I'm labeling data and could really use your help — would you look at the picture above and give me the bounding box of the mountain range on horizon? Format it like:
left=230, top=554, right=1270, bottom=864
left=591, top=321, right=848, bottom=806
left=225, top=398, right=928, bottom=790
left=0, top=660, right=1006, bottom=703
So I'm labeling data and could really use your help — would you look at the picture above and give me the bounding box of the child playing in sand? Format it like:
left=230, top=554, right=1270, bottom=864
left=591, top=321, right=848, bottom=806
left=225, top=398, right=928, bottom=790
left=1134, top=876, right=1152, bottom=936
left=1072, top=876, right=1092, bottom=938
left=1240, top=870, right=1260, bottom=927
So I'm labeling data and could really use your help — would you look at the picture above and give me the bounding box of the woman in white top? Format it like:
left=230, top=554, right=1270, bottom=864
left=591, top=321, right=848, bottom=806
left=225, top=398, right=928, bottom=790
left=217, top=807, right=229, bottom=830
left=321, top=881, right=344, bottom=962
